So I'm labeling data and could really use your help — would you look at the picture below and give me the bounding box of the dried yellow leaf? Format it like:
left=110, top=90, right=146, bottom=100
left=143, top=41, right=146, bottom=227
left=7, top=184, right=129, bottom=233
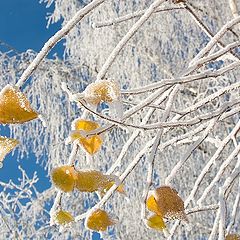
left=83, top=80, right=120, bottom=105
left=154, top=186, right=187, bottom=221
left=86, top=209, right=115, bottom=231
left=0, top=85, right=38, bottom=124
left=0, top=136, right=19, bottom=165
left=146, top=214, right=166, bottom=231
left=54, top=210, right=74, bottom=225
left=70, top=119, right=102, bottom=155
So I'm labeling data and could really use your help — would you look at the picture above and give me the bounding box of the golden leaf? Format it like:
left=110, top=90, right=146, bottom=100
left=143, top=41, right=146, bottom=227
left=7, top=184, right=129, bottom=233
left=51, top=166, right=77, bottom=192
left=83, top=80, right=120, bottom=105
left=75, top=170, right=114, bottom=192
left=146, top=214, right=166, bottom=231
left=74, top=119, right=99, bottom=131
left=0, top=85, right=38, bottom=124
left=0, top=136, right=19, bottom=165
left=99, top=181, right=125, bottom=197
left=70, top=119, right=102, bottom=155
left=225, top=234, right=240, bottom=240
left=54, top=210, right=74, bottom=225
left=146, top=195, right=162, bottom=216
left=86, top=209, right=115, bottom=231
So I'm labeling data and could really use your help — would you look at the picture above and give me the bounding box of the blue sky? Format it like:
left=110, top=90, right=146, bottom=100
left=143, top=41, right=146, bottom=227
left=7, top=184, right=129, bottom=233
left=0, top=1, right=64, bottom=56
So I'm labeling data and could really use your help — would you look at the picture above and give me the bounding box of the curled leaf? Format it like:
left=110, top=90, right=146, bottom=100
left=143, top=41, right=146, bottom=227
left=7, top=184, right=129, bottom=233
left=0, top=85, right=38, bottom=124
left=146, top=214, right=166, bottom=231
left=51, top=165, right=77, bottom=192
left=83, top=80, right=120, bottom=105
left=0, top=136, right=19, bottom=166
left=54, top=210, right=74, bottom=225
left=75, top=170, right=117, bottom=193
left=86, top=209, right=115, bottom=231
left=70, top=119, right=102, bottom=155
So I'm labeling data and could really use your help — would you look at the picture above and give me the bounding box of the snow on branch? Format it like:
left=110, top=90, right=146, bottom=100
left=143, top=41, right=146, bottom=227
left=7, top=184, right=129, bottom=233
left=15, top=0, right=105, bottom=89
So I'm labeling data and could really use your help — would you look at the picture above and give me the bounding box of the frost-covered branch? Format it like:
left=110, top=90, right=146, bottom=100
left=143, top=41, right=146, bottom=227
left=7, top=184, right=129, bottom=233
left=141, top=85, right=180, bottom=221
left=123, top=63, right=240, bottom=94
left=97, top=0, right=167, bottom=80
left=229, top=0, right=239, bottom=18
left=93, top=6, right=184, bottom=28
left=15, top=0, right=105, bottom=88
left=165, top=118, right=217, bottom=185
left=189, top=15, right=240, bottom=65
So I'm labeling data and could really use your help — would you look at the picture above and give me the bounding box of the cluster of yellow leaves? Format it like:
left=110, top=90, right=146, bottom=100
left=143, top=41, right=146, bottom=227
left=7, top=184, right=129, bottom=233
left=51, top=167, right=122, bottom=231
left=86, top=209, right=115, bottom=231
left=146, top=186, right=187, bottom=231
left=53, top=201, right=116, bottom=231
left=51, top=166, right=124, bottom=196
left=0, top=79, right=123, bottom=234
left=51, top=82, right=121, bottom=231
left=83, top=80, right=120, bottom=105
left=51, top=167, right=121, bottom=231
left=69, top=119, right=102, bottom=155
left=225, top=234, right=240, bottom=240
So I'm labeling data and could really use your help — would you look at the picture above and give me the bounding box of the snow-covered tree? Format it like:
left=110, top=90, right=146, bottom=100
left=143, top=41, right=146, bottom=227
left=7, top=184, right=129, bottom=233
left=0, top=0, right=240, bottom=239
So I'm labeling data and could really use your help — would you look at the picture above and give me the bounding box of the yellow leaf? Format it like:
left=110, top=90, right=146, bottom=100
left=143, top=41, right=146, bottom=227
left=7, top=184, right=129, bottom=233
left=73, top=119, right=99, bottom=131
left=0, top=136, right=19, bottom=165
left=51, top=166, right=77, bottom=192
left=146, top=195, right=162, bottom=216
left=154, top=186, right=187, bottom=221
left=86, top=209, right=115, bottom=231
left=78, top=135, right=102, bottom=155
left=146, top=214, right=166, bottom=231
left=54, top=210, right=74, bottom=225
left=83, top=80, right=120, bottom=105
left=70, top=119, right=102, bottom=155
left=99, top=181, right=125, bottom=197
left=0, top=85, right=38, bottom=124
left=75, top=170, right=113, bottom=192
left=225, top=234, right=240, bottom=240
